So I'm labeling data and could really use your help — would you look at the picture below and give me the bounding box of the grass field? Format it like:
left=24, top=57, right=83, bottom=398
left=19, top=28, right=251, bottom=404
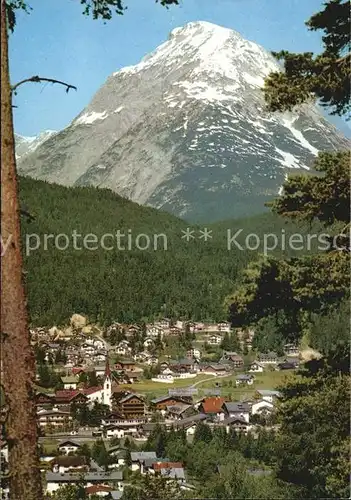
left=197, top=369, right=293, bottom=399
left=118, top=374, right=214, bottom=396
left=117, top=369, right=293, bottom=399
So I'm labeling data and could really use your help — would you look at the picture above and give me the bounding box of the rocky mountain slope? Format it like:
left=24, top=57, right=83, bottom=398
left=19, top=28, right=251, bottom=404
left=18, top=21, right=348, bottom=222
left=15, top=131, right=56, bottom=160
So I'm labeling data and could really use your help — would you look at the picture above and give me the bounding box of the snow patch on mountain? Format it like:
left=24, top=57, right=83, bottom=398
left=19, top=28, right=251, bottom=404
left=282, top=116, right=319, bottom=155
left=74, top=111, right=108, bottom=126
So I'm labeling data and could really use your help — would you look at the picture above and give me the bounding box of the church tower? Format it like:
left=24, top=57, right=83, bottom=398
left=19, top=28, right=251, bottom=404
left=103, top=355, right=112, bottom=408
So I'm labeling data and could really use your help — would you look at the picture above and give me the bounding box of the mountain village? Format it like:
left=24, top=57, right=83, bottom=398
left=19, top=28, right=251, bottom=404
left=1, top=313, right=305, bottom=498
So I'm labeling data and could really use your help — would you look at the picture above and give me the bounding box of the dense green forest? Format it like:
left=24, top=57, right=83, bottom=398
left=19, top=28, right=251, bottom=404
left=19, top=176, right=321, bottom=327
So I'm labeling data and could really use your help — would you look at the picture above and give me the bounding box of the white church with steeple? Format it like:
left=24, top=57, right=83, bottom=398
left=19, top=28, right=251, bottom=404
left=84, top=355, right=113, bottom=409
left=102, top=356, right=112, bottom=408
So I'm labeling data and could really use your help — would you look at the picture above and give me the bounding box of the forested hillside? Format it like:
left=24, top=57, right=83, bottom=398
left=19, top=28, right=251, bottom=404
left=19, top=176, right=317, bottom=326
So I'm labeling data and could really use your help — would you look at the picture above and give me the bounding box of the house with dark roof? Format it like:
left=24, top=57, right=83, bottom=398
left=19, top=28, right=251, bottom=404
left=130, top=451, right=157, bottom=473
left=50, top=455, right=89, bottom=474
left=151, top=395, right=192, bottom=410
left=45, top=470, right=123, bottom=495
left=165, top=404, right=194, bottom=421
left=235, top=374, right=255, bottom=386
left=256, top=390, right=281, bottom=403
left=112, top=392, right=146, bottom=418
left=277, top=361, right=296, bottom=371
left=199, top=363, right=228, bottom=375
left=221, top=416, right=250, bottom=432
left=258, top=352, right=278, bottom=365
left=169, top=358, right=199, bottom=373
left=220, top=352, right=244, bottom=368
left=283, top=343, right=300, bottom=357
left=173, top=414, right=207, bottom=434
left=221, top=402, right=250, bottom=423
left=248, top=361, right=264, bottom=373
left=57, top=439, right=81, bottom=455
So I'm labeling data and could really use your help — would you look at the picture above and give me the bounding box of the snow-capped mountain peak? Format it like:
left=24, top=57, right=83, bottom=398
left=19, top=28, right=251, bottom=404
left=17, top=22, right=348, bottom=222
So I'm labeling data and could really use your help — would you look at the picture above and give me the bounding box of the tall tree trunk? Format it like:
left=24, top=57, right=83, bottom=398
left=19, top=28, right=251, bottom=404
left=1, top=1, right=43, bottom=498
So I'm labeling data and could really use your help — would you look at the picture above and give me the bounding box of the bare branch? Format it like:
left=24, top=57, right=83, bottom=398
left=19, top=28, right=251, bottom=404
left=11, top=76, right=77, bottom=94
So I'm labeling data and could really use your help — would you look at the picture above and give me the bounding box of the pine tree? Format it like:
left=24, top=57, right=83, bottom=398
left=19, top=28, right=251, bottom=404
left=264, top=0, right=350, bottom=117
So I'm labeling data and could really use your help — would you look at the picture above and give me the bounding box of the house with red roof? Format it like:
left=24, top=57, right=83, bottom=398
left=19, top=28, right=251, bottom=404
left=198, top=396, right=227, bottom=418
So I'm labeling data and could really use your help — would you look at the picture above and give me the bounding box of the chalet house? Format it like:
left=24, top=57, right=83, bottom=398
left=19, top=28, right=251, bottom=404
left=207, top=334, right=222, bottom=345
left=186, top=348, right=201, bottom=360
left=249, top=361, right=264, bottom=373
left=169, top=358, right=199, bottom=373
left=35, top=392, right=55, bottom=408
left=174, top=413, right=207, bottom=435
left=169, top=326, right=182, bottom=336
left=256, top=390, right=281, bottom=403
left=221, top=352, right=244, bottom=368
left=37, top=408, right=73, bottom=430
left=125, top=325, right=141, bottom=337
left=115, top=360, right=137, bottom=372
left=175, top=320, right=184, bottom=330
left=235, top=374, right=255, bottom=386
left=45, top=470, right=123, bottom=495
left=221, top=402, right=250, bottom=423
left=151, top=395, right=192, bottom=411
left=131, top=452, right=157, bottom=473
left=112, top=392, right=146, bottom=418
left=81, top=344, right=95, bottom=356
left=57, top=440, right=81, bottom=455
left=258, top=352, right=278, bottom=365
left=101, top=412, right=123, bottom=426
left=123, top=371, right=142, bottom=383
left=61, top=376, right=78, bottom=390
left=157, top=318, right=171, bottom=330
left=284, top=343, right=300, bottom=357
left=199, top=363, right=228, bottom=375
left=202, top=323, right=220, bottom=333
left=146, top=325, right=164, bottom=338
left=91, top=352, right=107, bottom=365
left=105, top=425, right=125, bottom=439
left=199, top=396, right=226, bottom=418
left=192, top=322, right=204, bottom=332
left=250, top=399, right=274, bottom=416
left=92, top=339, right=105, bottom=350
left=222, top=416, right=250, bottom=433
left=165, top=404, right=194, bottom=421
left=107, top=446, right=128, bottom=466
left=88, top=365, right=106, bottom=378
left=50, top=455, right=88, bottom=474
left=218, top=322, right=231, bottom=333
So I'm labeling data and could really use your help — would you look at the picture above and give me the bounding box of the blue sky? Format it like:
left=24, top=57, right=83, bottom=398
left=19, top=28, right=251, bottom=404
left=10, top=0, right=349, bottom=136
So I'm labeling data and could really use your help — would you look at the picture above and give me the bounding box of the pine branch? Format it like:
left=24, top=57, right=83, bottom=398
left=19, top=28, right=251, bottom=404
left=11, top=76, right=77, bottom=94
